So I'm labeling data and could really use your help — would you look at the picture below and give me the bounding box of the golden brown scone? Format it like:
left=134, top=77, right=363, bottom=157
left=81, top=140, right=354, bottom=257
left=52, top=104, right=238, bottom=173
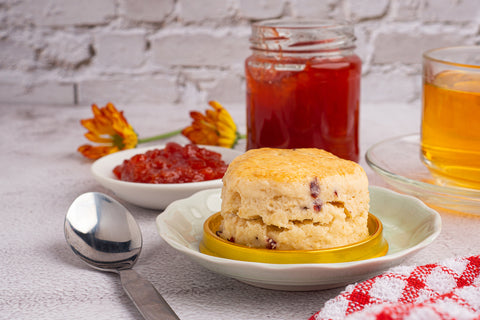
left=218, top=148, right=369, bottom=250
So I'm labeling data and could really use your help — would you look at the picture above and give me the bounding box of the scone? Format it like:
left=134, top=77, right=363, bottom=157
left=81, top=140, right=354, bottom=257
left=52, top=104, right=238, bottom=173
left=218, top=148, right=369, bottom=250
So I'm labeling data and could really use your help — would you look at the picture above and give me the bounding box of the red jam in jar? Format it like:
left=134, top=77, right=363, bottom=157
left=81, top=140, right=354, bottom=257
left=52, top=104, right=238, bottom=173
left=246, top=19, right=361, bottom=162
left=113, top=142, right=228, bottom=184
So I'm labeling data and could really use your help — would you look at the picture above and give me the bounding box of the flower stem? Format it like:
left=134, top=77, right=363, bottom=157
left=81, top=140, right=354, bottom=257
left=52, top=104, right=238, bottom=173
left=231, top=132, right=247, bottom=148
left=137, top=129, right=183, bottom=144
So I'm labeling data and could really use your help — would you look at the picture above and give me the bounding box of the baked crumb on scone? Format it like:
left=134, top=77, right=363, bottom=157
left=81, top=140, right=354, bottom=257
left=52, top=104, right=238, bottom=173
left=218, top=148, right=369, bottom=250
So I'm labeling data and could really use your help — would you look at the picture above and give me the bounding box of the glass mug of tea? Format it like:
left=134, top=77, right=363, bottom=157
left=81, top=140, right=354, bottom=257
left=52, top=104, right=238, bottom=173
left=421, top=46, right=480, bottom=188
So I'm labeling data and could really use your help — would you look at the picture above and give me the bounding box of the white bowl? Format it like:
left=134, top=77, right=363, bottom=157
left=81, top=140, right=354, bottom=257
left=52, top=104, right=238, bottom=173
left=91, top=144, right=243, bottom=210
left=156, top=186, right=442, bottom=291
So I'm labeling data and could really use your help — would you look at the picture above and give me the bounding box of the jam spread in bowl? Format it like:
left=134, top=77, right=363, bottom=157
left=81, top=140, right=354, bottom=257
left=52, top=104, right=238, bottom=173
left=91, top=143, right=242, bottom=210
left=113, top=142, right=228, bottom=184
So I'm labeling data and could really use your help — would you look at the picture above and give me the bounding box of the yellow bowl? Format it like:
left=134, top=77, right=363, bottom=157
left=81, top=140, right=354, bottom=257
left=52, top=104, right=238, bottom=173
left=199, top=212, right=388, bottom=264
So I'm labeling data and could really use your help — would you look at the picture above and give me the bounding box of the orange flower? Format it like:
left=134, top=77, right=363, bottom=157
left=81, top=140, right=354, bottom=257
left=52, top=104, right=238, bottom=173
left=182, top=101, right=240, bottom=148
left=78, top=103, right=138, bottom=159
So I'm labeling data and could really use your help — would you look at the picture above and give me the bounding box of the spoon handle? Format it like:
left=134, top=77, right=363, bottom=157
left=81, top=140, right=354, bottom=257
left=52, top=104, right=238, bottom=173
left=119, top=269, right=180, bottom=320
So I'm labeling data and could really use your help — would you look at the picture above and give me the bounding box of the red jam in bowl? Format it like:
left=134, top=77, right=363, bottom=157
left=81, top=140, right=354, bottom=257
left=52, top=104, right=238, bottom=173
left=113, top=142, right=228, bottom=184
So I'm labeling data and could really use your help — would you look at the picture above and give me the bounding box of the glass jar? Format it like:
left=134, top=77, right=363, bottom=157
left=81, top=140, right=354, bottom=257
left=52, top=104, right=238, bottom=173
left=245, top=19, right=361, bottom=162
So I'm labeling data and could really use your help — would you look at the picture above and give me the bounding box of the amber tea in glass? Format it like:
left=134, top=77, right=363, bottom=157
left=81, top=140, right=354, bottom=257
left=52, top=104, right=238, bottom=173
left=421, top=46, right=480, bottom=188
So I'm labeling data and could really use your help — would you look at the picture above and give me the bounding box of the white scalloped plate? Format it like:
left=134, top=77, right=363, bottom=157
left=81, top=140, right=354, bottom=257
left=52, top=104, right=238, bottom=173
left=156, top=186, right=441, bottom=291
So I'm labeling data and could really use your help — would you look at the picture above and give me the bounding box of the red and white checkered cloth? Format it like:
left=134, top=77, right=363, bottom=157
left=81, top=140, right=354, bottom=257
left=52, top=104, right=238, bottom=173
left=310, top=255, right=480, bottom=320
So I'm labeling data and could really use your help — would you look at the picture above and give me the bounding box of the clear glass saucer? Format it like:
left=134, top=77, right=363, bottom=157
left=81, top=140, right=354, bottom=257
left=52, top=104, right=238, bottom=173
left=365, top=134, right=480, bottom=214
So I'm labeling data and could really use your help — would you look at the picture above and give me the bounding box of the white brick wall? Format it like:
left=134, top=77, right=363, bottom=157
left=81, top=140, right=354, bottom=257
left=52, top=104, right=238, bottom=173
left=0, top=0, right=479, bottom=106
left=94, top=31, right=147, bottom=69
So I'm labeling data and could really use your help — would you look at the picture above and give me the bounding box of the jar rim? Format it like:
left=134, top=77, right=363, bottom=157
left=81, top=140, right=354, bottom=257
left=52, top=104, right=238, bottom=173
left=250, top=19, right=356, bottom=54
left=252, top=18, right=353, bottom=30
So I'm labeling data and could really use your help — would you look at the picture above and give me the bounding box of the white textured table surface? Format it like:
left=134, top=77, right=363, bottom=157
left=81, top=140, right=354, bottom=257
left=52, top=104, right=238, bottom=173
left=2, top=102, right=480, bottom=320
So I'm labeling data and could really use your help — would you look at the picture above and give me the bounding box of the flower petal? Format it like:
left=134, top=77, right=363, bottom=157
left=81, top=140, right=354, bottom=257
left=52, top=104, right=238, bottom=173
left=182, top=101, right=239, bottom=148
left=78, top=103, right=138, bottom=159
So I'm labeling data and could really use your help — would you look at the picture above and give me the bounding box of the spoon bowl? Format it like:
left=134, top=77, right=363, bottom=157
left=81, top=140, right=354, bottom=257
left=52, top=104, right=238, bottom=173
left=65, top=192, right=142, bottom=272
left=65, top=192, right=179, bottom=320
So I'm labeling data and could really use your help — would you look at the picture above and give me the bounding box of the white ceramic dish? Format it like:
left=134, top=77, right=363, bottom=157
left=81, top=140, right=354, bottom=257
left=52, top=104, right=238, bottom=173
left=366, top=134, right=480, bottom=214
left=91, top=144, right=243, bottom=210
left=156, top=186, right=441, bottom=291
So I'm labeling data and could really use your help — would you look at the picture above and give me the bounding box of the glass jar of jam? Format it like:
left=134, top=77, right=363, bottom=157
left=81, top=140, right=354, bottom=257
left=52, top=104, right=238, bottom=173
left=245, top=19, right=361, bottom=162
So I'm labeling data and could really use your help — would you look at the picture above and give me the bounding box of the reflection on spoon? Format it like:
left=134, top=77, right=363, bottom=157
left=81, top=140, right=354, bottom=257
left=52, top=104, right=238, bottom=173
left=65, top=192, right=180, bottom=320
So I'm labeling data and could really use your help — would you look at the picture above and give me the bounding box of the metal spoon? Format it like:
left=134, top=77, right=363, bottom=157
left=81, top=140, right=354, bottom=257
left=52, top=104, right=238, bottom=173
left=64, top=192, right=180, bottom=320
